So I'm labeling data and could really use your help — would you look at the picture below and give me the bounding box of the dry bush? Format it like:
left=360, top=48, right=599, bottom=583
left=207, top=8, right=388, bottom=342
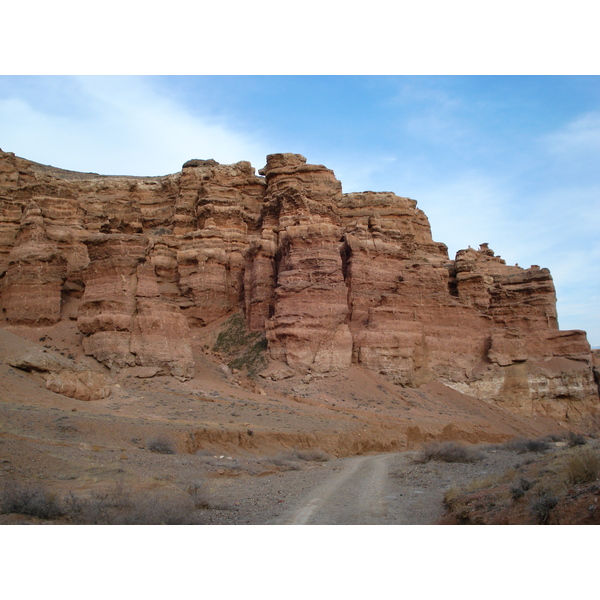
left=109, top=493, right=197, bottom=525
left=442, top=440, right=600, bottom=524
left=443, top=486, right=461, bottom=506
left=506, top=438, right=550, bottom=454
left=269, top=454, right=301, bottom=471
left=272, top=448, right=330, bottom=465
left=567, top=432, right=587, bottom=447
left=563, top=447, right=600, bottom=485
left=63, top=491, right=102, bottom=523
left=543, top=433, right=566, bottom=443
left=0, top=480, right=64, bottom=520
left=194, top=449, right=215, bottom=457
left=64, top=492, right=113, bottom=524
left=2, top=479, right=208, bottom=524
left=65, top=483, right=203, bottom=524
left=293, top=449, right=331, bottom=462
left=419, top=441, right=484, bottom=464
left=510, top=477, right=532, bottom=501
left=529, top=491, right=558, bottom=524
left=442, top=473, right=502, bottom=506
left=184, top=482, right=211, bottom=509
left=62, top=481, right=135, bottom=524
left=194, top=455, right=243, bottom=471
left=442, top=486, right=466, bottom=514
left=147, top=437, right=176, bottom=454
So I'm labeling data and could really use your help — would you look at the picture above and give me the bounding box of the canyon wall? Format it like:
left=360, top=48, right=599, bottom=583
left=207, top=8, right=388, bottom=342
left=1, top=149, right=597, bottom=421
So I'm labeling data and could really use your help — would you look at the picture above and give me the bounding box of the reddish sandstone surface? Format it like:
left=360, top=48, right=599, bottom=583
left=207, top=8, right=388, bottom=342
left=1, top=149, right=597, bottom=423
left=2, top=149, right=600, bottom=524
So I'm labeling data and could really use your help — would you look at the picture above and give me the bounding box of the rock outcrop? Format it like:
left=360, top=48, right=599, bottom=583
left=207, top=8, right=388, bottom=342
left=258, top=154, right=352, bottom=374
left=4, top=331, right=111, bottom=402
left=0, top=149, right=598, bottom=421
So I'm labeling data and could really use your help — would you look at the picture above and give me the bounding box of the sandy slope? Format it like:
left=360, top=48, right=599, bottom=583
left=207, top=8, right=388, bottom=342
left=0, top=322, right=580, bottom=524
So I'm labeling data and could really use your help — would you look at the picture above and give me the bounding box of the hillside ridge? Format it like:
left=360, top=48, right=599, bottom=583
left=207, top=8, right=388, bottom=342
left=1, top=149, right=598, bottom=424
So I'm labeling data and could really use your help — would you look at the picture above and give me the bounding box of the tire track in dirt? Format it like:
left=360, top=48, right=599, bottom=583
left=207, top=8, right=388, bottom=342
left=278, top=453, right=393, bottom=524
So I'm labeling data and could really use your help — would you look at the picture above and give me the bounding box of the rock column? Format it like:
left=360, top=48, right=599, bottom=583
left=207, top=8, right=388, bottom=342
left=258, top=154, right=352, bottom=374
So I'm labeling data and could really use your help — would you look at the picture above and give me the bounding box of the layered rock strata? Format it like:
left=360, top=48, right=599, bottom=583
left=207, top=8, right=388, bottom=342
left=258, top=154, right=352, bottom=374
left=0, top=149, right=598, bottom=420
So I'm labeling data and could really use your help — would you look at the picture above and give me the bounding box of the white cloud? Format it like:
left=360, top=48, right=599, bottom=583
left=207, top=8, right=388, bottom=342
left=0, top=76, right=270, bottom=175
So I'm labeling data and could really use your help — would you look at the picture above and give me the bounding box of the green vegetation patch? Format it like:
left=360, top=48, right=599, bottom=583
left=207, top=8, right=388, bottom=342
left=213, top=312, right=267, bottom=377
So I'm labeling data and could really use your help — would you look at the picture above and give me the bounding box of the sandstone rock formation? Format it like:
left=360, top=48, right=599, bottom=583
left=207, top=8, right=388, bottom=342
left=3, top=330, right=110, bottom=402
left=0, top=149, right=598, bottom=421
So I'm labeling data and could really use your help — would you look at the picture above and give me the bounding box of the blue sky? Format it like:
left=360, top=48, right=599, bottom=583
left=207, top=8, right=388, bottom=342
left=1, top=75, right=599, bottom=346
left=1, top=2, right=598, bottom=572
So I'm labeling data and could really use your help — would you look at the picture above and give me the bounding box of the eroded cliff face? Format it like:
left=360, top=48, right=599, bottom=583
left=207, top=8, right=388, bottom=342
left=0, top=149, right=597, bottom=420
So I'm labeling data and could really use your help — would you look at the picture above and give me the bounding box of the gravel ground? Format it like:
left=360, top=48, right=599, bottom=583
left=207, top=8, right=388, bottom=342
left=1, top=439, right=530, bottom=525
left=183, top=445, right=528, bottom=524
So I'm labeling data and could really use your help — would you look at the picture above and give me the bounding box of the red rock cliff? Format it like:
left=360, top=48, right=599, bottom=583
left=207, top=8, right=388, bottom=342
left=0, top=149, right=597, bottom=420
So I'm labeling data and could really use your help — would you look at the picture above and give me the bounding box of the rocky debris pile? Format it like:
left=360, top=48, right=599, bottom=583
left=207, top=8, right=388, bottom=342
left=0, top=149, right=598, bottom=421
left=2, top=330, right=110, bottom=402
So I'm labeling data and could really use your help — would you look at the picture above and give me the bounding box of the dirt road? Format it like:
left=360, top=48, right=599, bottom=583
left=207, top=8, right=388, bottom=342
left=278, top=454, right=393, bottom=524
left=272, top=449, right=519, bottom=525
left=275, top=452, right=442, bottom=525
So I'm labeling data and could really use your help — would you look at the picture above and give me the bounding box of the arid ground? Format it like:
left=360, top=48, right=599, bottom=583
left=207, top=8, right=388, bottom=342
left=2, top=318, right=597, bottom=525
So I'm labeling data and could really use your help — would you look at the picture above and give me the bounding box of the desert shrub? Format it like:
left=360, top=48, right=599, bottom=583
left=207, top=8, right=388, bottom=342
left=293, top=449, right=331, bottom=462
left=0, top=480, right=64, bottom=520
left=510, top=486, right=525, bottom=501
left=443, top=486, right=462, bottom=508
left=507, top=438, right=550, bottom=454
left=529, top=492, right=558, bottom=524
left=62, top=482, right=134, bottom=524
left=567, top=432, right=587, bottom=447
left=184, top=482, right=211, bottom=509
left=63, top=491, right=85, bottom=515
left=63, top=483, right=203, bottom=525
left=147, top=437, right=176, bottom=454
left=543, top=433, right=566, bottom=443
left=63, top=491, right=100, bottom=523
left=270, top=453, right=302, bottom=470
left=269, top=448, right=331, bottom=468
left=272, top=448, right=331, bottom=463
left=563, top=447, right=600, bottom=485
left=194, top=449, right=215, bottom=457
left=419, top=441, right=484, bottom=463
left=510, top=477, right=532, bottom=501
left=2, top=480, right=207, bottom=524
left=67, top=491, right=112, bottom=524
left=110, top=493, right=196, bottom=525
